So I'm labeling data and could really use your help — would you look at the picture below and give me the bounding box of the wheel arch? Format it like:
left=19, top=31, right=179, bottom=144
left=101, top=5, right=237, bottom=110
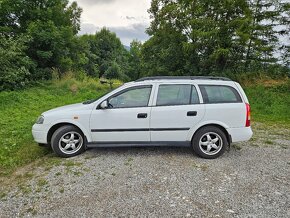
left=189, top=123, right=232, bottom=145
left=47, top=122, right=90, bottom=145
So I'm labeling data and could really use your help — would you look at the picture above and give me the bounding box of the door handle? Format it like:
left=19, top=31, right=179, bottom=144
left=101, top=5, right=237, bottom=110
left=137, top=113, right=148, bottom=118
left=187, top=111, right=197, bottom=116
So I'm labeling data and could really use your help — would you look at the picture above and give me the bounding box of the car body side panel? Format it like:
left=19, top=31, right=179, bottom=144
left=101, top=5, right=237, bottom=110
left=201, top=103, right=247, bottom=128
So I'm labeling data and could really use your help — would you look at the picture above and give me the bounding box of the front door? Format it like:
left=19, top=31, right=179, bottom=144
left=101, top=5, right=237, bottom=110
left=90, top=85, right=153, bottom=142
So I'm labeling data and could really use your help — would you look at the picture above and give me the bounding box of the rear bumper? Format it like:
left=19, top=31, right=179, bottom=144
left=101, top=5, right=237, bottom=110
left=32, top=124, right=48, bottom=144
left=227, top=127, right=253, bottom=143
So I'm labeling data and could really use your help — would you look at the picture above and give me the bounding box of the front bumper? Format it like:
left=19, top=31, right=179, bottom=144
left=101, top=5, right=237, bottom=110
left=32, top=124, right=49, bottom=144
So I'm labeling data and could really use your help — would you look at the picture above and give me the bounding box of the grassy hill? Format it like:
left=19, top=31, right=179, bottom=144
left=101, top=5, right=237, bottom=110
left=244, top=80, right=290, bottom=125
left=0, top=77, right=120, bottom=175
left=0, top=77, right=289, bottom=176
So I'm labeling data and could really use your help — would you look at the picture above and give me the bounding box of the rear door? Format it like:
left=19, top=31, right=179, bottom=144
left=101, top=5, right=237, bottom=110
left=150, top=83, right=205, bottom=142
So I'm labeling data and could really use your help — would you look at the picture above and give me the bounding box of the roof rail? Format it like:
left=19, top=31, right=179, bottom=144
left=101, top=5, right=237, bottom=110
left=135, top=76, right=232, bottom=82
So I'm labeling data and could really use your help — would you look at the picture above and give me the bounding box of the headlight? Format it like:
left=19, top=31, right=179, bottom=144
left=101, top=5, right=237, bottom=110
left=36, top=115, right=44, bottom=124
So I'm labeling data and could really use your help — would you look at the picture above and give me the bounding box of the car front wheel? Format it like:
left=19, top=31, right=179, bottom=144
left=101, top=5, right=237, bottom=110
left=51, top=125, right=85, bottom=158
left=192, top=126, right=228, bottom=159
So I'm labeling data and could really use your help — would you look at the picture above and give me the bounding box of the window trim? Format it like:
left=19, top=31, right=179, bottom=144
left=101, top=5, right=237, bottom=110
left=97, top=85, right=153, bottom=109
left=155, top=84, right=200, bottom=107
left=199, top=84, right=243, bottom=104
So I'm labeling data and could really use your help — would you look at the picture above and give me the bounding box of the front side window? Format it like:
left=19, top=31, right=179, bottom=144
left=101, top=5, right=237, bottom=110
left=156, top=84, right=199, bottom=106
left=199, top=85, right=242, bottom=103
left=108, top=86, right=152, bottom=108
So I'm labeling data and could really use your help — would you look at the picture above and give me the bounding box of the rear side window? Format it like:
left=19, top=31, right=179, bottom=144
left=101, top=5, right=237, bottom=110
left=199, top=85, right=242, bottom=103
left=156, top=84, right=199, bottom=106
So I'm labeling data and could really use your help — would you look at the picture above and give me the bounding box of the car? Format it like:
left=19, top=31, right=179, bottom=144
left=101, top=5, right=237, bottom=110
left=32, top=76, right=253, bottom=159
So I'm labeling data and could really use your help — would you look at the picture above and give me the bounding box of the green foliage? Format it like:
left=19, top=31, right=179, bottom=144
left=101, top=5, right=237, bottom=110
left=0, top=0, right=82, bottom=88
left=0, top=36, right=35, bottom=91
left=245, top=81, right=290, bottom=125
left=75, top=28, right=131, bottom=81
left=127, top=40, right=143, bottom=80
left=144, top=0, right=290, bottom=77
left=93, top=28, right=130, bottom=79
left=0, top=76, right=120, bottom=175
left=1, top=0, right=288, bottom=91
left=104, top=61, right=122, bottom=80
left=142, top=27, right=187, bottom=76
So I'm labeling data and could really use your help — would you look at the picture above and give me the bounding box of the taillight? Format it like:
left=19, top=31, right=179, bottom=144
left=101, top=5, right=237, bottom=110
left=245, top=103, right=251, bottom=127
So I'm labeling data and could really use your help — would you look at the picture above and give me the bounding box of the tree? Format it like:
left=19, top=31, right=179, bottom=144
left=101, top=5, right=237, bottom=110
left=93, top=28, right=128, bottom=78
left=0, top=0, right=82, bottom=79
left=142, top=26, right=187, bottom=76
left=71, top=35, right=99, bottom=77
left=103, top=61, right=123, bottom=89
left=0, top=35, right=35, bottom=90
left=78, top=28, right=131, bottom=79
left=146, top=0, right=253, bottom=74
left=127, top=40, right=143, bottom=80
left=243, top=0, right=281, bottom=71
left=279, top=2, right=290, bottom=69
left=145, top=0, right=289, bottom=77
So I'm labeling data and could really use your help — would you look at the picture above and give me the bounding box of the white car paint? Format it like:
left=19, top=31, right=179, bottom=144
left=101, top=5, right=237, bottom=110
left=32, top=78, right=253, bottom=147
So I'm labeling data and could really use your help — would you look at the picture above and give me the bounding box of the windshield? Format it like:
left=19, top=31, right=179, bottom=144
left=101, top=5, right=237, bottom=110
left=82, top=86, right=122, bottom=104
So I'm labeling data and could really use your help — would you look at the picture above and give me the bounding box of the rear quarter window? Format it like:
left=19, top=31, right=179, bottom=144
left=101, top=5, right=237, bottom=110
left=199, top=85, right=242, bottom=103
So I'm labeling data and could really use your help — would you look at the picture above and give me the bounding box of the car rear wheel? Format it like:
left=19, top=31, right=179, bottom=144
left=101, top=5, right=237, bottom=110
left=51, top=125, right=85, bottom=158
left=192, top=126, right=228, bottom=159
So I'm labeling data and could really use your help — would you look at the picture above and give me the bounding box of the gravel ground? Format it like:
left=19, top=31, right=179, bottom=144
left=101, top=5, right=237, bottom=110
left=0, top=123, right=289, bottom=218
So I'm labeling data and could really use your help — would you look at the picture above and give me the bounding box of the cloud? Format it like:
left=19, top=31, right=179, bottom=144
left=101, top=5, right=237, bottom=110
left=72, top=0, right=151, bottom=27
left=78, top=23, right=100, bottom=35
left=77, top=0, right=116, bottom=5
left=73, top=0, right=151, bottom=44
left=78, top=22, right=150, bottom=45
left=125, top=16, right=136, bottom=20
left=110, top=23, right=149, bottom=44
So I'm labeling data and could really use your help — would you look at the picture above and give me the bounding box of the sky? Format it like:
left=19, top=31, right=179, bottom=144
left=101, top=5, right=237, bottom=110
left=72, top=0, right=151, bottom=46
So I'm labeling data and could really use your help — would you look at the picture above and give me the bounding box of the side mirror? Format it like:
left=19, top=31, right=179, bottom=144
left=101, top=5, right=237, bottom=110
left=100, top=100, right=108, bottom=109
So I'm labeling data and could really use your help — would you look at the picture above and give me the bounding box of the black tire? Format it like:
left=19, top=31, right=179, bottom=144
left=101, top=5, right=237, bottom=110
left=192, top=126, right=228, bottom=159
left=51, top=125, right=85, bottom=158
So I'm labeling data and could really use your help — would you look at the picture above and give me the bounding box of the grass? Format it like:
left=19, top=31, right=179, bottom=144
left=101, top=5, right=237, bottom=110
left=192, top=162, right=208, bottom=171
left=63, top=160, right=83, bottom=168
left=0, top=76, right=120, bottom=176
left=264, top=140, right=274, bottom=145
left=124, top=157, right=134, bottom=166
left=59, top=187, right=64, bottom=193
left=0, top=76, right=289, bottom=177
left=37, top=178, right=48, bottom=187
left=232, top=144, right=242, bottom=150
left=26, top=207, right=37, bottom=215
left=244, top=80, right=290, bottom=126
left=0, top=191, right=7, bottom=199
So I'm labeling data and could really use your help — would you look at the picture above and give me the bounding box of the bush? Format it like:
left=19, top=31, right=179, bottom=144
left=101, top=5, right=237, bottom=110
left=0, top=36, right=35, bottom=91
